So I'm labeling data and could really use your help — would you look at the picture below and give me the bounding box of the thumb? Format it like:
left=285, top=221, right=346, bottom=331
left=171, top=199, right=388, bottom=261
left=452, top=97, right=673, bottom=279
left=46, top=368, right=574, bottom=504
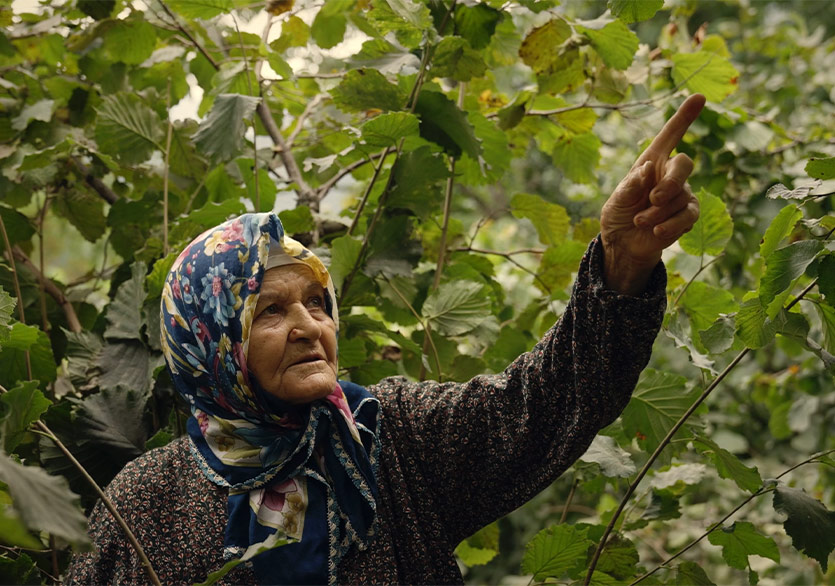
left=614, top=160, right=654, bottom=207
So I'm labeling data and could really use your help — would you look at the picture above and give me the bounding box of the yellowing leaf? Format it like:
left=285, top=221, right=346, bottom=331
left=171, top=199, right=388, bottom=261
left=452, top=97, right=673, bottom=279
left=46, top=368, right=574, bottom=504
left=672, top=51, right=739, bottom=103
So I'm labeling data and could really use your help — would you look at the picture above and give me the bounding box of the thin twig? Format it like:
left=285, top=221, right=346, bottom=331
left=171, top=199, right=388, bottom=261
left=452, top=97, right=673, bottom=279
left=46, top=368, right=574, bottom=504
left=70, top=157, right=118, bottom=204
left=317, top=151, right=386, bottom=202
left=558, top=477, right=580, bottom=525
left=36, top=194, right=51, bottom=333
left=11, top=246, right=82, bottom=333
left=454, top=246, right=545, bottom=256
left=584, top=274, right=823, bottom=584
left=346, top=150, right=391, bottom=237
left=671, top=254, right=724, bottom=309
left=0, top=214, right=32, bottom=379
left=157, top=0, right=219, bottom=69
left=630, top=448, right=835, bottom=585
left=163, top=81, right=173, bottom=256
left=287, top=94, right=325, bottom=149
left=380, top=275, right=443, bottom=379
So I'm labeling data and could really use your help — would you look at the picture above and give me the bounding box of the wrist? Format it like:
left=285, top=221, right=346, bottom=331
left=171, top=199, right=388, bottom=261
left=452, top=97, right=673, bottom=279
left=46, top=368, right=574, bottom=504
left=601, top=241, right=660, bottom=296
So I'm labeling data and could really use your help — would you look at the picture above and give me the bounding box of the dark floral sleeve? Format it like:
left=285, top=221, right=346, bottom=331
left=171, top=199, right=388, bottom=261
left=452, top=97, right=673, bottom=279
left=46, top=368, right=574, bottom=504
left=369, top=237, right=666, bottom=547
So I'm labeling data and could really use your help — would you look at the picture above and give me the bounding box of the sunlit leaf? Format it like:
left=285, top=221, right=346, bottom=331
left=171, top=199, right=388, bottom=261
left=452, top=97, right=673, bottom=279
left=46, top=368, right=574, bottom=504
left=550, top=132, right=601, bottom=184
left=168, top=0, right=232, bottom=19
left=681, top=281, right=738, bottom=332
left=805, top=156, right=835, bottom=180
left=511, top=193, right=570, bottom=246
left=311, top=0, right=351, bottom=49
left=609, top=0, right=663, bottom=24
left=103, top=19, right=156, bottom=65
left=760, top=204, right=802, bottom=259
left=672, top=51, right=739, bottom=103
left=679, top=189, right=733, bottom=256
left=772, top=486, right=835, bottom=572
left=579, top=18, right=639, bottom=70
left=455, top=523, right=499, bottom=566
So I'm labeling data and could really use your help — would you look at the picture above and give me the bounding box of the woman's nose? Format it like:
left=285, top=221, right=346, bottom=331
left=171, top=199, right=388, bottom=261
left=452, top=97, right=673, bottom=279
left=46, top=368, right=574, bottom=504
left=287, top=304, right=320, bottom=341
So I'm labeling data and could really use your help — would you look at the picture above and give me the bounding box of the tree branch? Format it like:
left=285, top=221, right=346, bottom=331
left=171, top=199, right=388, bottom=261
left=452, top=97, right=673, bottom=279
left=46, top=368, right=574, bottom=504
left=11, top=246, right=82, bottom=333
left=70, top=157, right=118, bottom=205
left=286, top=94, right=326, bottom=149
left=317, top=152, right=386, bottom=202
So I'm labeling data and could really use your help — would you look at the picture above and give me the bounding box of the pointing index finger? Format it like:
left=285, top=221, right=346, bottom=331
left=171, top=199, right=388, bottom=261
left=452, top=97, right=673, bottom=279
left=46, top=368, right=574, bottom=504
left=635, top=94, right=706, bottom=167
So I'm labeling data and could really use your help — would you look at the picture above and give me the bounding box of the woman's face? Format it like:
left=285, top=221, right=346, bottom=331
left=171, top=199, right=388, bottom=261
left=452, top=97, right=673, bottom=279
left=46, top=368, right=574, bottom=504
left=247, top=264, right=338, bottom=403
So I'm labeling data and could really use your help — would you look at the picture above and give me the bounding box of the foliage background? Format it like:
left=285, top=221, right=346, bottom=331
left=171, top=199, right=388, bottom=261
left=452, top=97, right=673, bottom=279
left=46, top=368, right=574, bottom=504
left=0, top=0, right=834, bottom=584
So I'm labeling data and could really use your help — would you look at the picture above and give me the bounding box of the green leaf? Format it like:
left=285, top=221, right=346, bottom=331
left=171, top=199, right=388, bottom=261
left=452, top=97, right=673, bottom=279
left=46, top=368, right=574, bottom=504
left=167, top=0, right=232, bottom=19
left=511, top=193, right=570, bottom=246
left=620, top=369, right=695, bottom=454
left=0, top=325, right=57, bottom=387
left=361, top=112, right=420, bottom=148
left=105, top=261, right=148, bottom=341
left=772, top=486, right=835, bottom=572
left=278, top=206, right=315, bottom=235
left=579, top=19, right=639, bottom=70
left=96, top=341, right=157, bottom=396
left=146, top=251, right=178, bottom=301
left=735, top=295, right=776, bottom=349
left=95, top=93, right=164, bottom=165
left=11, top=99, right=55, bottom=131
left=597, top=534, right=639, bottom=580
left=52, top=190, right=107, bottom=243
left=816, top=301, right=835, bottom=355
left=455, top=523, right=499, bottom=566
left=414, top=91, right=481, bottom=158
left=193, top=94, right=261, bottom=162
left=672, top=51, right=740, bottom=103
left=383, top=0, right=432, bottom=28
left=329, top=235, right=363, bottom=294
left=609, top=0, right=664, bottom=24
left=75, top=388, right=149, bottom=460
left=388, top=147, right=449, bottom=217
left=103, top=19, right=156, bottom=65
left=0, top=288, right=14, bottom=347
left=679, top=189, right=733, bottom=256
left=519, top=18, right=572, bottom=75
left=521, top=524, right=592, bottom=580
left=422, top=280, right=491, bottom=336
left=579, top=435, right=636, bottom=478
left=195, top=533, right=291, bottom=586
left=760, top=204, right=802, bottom=259
left=759, top=240, right=823, bottom=308
left=708, top=521, right=780, bottom=570
left=805, top=156, right=835, bottom=180
left=675, top=561, right=716, bottom=585
left=0, top=452, right=90, bottom=548
left=0, top=508, right=41, bottom=550
left=818, top=255, right=835, bottom=302
left=431, top=37, right=487, bottom=82
left=681, top=281, right=738, bottom=332
left=694, top=436, right=762, bottom=493
left=0, top=381, right=50, bottom=453
left=454, top=3, right=502, bottom=50
left=311, top=0, right=351, bottom=49
left=77, top=0, right=115, bottom=19
left=330, top=69, right=406, bottom=113
left=0, top=206, right=36, bottom=247
left=537, top=240, right=588, bottom=294
left=551, top=132, right=601, bottom=184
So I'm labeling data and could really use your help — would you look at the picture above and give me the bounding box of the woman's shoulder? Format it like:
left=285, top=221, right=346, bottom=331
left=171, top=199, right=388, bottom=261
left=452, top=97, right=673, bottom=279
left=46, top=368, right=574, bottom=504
left=105, top=435, right=199, bottom=499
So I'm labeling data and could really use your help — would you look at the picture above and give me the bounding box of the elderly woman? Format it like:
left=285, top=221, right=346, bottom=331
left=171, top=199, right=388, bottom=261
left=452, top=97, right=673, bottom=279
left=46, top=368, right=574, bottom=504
left=67, top=95, right=705, bottom=584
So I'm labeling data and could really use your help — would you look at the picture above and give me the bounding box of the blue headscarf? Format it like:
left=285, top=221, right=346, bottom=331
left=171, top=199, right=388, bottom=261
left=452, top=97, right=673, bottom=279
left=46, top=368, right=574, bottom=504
left=160, top=212, right=379, bottom=584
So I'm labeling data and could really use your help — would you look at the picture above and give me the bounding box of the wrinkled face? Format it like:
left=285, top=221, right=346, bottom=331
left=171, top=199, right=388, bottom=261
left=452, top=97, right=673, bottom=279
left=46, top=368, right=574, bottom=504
left=247, top=264, right=338, bottom=404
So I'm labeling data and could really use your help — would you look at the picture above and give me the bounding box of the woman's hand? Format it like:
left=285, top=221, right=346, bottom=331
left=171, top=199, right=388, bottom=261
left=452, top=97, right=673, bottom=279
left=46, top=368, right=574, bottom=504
left=600, top=94, right=706, bottom=295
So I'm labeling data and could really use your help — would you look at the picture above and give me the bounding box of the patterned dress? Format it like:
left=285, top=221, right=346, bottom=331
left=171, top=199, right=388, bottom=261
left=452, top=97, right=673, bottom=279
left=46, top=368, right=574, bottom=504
left=66, top=238, right=666, bottom=585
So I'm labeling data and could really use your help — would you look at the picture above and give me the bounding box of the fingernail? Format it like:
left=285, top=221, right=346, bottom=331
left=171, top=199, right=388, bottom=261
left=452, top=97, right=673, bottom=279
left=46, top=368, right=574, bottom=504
left=635, top=217, right=648, bottom=228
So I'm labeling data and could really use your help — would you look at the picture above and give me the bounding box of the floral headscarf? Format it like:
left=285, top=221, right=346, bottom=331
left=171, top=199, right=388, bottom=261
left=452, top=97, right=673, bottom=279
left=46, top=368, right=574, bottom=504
left=160, top=212, right=379, bottom=584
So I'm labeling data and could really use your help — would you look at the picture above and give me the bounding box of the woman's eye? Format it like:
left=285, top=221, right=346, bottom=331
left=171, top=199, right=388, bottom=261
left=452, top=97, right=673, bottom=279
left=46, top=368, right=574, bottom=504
left=264, top=304, right=280, bottom=315
left=308, top=296, right=324, bottom=308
